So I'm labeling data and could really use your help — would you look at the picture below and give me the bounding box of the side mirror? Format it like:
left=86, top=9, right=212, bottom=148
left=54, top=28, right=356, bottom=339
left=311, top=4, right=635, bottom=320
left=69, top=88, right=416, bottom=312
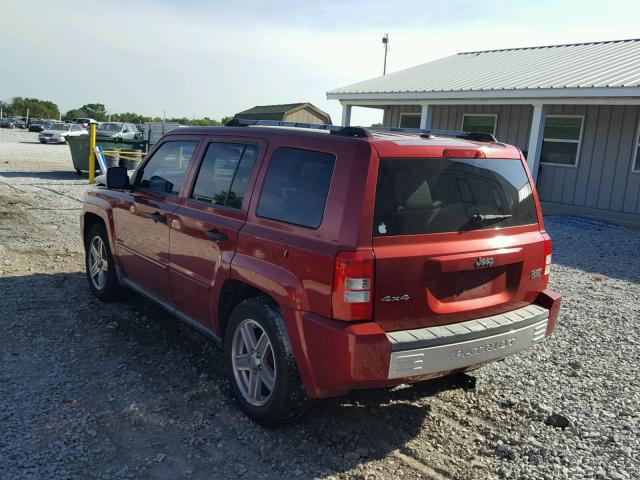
left=106, top=166, right=130, bottom=190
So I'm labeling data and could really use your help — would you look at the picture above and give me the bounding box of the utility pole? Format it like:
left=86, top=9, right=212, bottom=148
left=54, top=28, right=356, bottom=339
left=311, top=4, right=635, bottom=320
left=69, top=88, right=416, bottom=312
left=382, top=33, right=389, bottom=75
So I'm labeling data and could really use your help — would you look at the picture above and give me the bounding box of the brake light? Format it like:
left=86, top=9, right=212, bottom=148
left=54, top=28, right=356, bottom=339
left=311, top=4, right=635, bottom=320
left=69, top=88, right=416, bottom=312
left=442, top=148, right=486, bottom=158
left=542, top=233, right=552, bottom=287
left=332, top=250, right=374, bottom=321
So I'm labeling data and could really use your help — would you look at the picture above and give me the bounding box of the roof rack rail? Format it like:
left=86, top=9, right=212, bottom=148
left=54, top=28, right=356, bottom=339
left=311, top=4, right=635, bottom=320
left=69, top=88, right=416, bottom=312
left=226, top=119, right=496, bottom=142
left=368, top=126, right=497, bottom=142
left=226, top=118, right=371, bottom=138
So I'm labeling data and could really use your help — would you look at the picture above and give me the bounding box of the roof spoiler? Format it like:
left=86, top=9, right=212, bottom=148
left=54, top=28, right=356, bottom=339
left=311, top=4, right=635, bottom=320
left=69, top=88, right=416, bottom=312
left=226, top=118, right=497, bottom=142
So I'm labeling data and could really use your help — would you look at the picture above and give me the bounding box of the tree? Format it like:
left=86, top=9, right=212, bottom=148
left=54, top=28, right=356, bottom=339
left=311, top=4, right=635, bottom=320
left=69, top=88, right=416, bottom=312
left=370, top=122, right=383, bottom=127
left=63, top=108, right=88, bottom=121
left=0, top=100, right=9, bottom=117
left=79, top=103, right=107, bottom=121
left=7, top=97, right=60, bottom=119
left=111, top=112, right=145, bottom=123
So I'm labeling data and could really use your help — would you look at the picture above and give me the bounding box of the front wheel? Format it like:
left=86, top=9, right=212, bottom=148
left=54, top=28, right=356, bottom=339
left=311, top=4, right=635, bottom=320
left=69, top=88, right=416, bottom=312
left=224, top=297, right=306, bottom=426
left=85, top=223, right=123, bottom=301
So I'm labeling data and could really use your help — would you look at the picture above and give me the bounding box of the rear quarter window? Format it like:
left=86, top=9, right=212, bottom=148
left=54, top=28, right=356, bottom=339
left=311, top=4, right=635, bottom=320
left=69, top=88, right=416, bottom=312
left=257, top=147, right=335, bottom=228
left=374, top=157, right=538, bottom=236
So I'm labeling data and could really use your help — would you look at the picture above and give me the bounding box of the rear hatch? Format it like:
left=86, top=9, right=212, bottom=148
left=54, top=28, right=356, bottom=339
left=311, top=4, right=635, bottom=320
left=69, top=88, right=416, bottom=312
left=371, top=154, right=547, bottom=332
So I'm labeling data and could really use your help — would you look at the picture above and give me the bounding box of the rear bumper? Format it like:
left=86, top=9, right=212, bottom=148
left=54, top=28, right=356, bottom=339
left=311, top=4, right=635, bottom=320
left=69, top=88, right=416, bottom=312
left=288, top=289, right=561, bottom=398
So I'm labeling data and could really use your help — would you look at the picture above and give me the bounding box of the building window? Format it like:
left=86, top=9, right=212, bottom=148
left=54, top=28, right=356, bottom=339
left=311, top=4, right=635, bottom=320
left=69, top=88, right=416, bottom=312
left=461, top=114, right=497, bottom=135
left=399, top=113, right=421, bottom=129
left=633, top=122, right=640, bottom=173
left=541, top=115, right=584, bottom=167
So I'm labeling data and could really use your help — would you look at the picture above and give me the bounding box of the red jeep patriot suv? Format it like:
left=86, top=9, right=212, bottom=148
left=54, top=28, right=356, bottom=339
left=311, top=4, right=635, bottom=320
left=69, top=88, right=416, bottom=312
left=81, top=120, right=561, bottom=425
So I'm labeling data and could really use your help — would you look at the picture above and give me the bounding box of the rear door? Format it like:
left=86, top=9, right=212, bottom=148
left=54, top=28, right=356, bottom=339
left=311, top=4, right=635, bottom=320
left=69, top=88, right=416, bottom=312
left=169, top=138, right=264, bottom=329
left=372, top=155, right=547, bottom=331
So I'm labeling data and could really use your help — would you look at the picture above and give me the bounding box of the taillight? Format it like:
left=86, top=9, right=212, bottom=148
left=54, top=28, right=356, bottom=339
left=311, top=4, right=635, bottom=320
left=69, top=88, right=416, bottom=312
left=332, top=250, right=374, bottom=321
left=542, top=233, right=552, bottom=286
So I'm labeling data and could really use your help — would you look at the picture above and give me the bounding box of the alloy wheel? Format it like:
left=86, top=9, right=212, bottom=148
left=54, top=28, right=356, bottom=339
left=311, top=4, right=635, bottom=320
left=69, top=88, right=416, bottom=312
left=88, top=236, right=108, bottom=290
left=231, top=319, right=276, bottom=407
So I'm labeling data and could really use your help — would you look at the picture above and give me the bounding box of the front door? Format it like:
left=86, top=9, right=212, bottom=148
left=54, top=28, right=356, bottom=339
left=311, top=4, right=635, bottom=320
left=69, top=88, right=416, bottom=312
left=114, top=139, right=200, bottom=300
left=169, top=139, right=263, bottom=330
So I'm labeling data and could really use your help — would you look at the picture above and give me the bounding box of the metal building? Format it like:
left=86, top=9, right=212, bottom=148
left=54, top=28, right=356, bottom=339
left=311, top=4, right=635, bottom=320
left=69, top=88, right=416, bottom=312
left=327, top=38, right=640, bottom=225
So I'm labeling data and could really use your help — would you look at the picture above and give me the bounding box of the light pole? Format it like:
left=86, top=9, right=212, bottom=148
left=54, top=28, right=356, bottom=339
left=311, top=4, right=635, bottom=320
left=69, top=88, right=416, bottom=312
left=382, top=33, right=389, bottom=75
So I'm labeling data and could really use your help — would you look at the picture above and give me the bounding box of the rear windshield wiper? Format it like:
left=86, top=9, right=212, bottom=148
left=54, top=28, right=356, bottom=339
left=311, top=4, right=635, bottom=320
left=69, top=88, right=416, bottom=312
left=469, top=213, right=512, bottom=225
left=458, top=213, right=513, bottom=231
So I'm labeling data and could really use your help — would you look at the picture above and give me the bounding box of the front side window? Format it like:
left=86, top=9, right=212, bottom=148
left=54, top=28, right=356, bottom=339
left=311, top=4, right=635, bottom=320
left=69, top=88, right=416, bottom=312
left=191, top=142, right=258, bottom=209
left=462, top=114, right=497, bottom=135
left=399, top=114, right=421, bottom=129
left=541, top=116, right=583, bottom=166
left=374, top=157, right=538, bottom=236
left=257, top=148, right=335, bottom=228
left=139, top=140, right=197, bottom=195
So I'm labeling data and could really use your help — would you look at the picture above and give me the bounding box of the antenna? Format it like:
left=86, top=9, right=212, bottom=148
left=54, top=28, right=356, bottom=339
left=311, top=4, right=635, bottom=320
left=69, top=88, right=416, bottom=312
left=382, top=33, right=389, bottom=75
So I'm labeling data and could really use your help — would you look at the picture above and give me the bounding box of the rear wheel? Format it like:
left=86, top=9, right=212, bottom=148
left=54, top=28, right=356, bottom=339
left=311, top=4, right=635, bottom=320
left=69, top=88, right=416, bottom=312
left=85, top=223, right=122, bottom=301
left=224, top=297, right=306, bottom=426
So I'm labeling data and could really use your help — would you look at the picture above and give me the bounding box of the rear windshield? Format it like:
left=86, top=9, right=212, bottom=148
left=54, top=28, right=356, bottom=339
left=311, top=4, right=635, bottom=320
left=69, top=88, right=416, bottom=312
left=373, top=157, right=538, bottom=236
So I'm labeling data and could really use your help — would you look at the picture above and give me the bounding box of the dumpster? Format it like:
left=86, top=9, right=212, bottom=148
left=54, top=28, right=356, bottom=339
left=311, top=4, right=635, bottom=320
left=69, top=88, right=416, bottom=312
left=67, top=136, right=147, bottom=174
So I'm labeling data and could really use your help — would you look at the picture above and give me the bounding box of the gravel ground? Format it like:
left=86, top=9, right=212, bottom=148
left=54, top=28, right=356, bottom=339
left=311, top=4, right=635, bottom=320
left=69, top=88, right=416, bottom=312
left=0, top=128, right=638, bottom=480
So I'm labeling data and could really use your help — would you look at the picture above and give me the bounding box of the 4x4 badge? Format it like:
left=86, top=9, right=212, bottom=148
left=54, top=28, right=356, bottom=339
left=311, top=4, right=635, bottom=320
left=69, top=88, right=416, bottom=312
left=381, top=294, right=410, bottom=302
left=475, top=257, right=494, bottom=268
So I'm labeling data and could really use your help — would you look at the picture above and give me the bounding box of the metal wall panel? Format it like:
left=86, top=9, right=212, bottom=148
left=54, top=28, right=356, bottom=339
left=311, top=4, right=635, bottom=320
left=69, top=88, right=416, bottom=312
left=383, top=104, right=533, bottom=150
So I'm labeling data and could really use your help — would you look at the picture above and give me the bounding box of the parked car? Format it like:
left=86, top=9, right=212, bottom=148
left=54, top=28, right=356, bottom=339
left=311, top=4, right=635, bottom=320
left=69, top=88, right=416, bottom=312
left=28, top=119, right=48, bottom=132
left=1, top=117, right=26, bottom=129
left=74, top=118, right=98, bottom=129
left=39, top=123, right=87, bottom=143
left=81, top=121, right=561, bottom=426
left=96, top=122, right=141, bottom=141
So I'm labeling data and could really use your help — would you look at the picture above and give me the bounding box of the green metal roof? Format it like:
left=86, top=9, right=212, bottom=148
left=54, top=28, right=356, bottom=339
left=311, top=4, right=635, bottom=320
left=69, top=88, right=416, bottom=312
left=235, top=103, right=307, bottom=116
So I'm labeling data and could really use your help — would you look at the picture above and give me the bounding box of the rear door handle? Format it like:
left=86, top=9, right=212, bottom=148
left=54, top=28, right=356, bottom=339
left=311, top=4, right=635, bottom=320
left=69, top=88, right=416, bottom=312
left=206, top=229, right=228, bottom=242
left=150, top=212, right=167, bottom=223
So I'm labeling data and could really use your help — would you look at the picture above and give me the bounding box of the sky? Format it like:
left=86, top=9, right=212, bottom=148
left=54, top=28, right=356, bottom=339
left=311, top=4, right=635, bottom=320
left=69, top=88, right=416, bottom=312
left=2, top=0, right=640, bottom=126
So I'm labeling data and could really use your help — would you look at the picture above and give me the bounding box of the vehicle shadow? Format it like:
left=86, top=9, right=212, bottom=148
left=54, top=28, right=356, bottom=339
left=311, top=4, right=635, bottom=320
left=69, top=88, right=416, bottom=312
left=0, top=271, right=471, bottom=480
left=0, top=170, right=82, bottom=180
left=544, top=215, right=640, bottom=284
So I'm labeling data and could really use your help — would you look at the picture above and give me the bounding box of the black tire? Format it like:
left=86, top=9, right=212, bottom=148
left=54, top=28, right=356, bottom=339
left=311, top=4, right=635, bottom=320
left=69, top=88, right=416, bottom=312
left=224, top=297, right=306, bottom=426
left=84, top=223, right=123, bottom=301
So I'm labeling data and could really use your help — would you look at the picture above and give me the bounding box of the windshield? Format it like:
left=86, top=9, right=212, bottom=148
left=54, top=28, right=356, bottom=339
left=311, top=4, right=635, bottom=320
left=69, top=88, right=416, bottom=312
left=373, top=157, right=538, bottom=236
left=49, top=124, right=68, bottom=131
left=99, top=123, right=121, bottom=132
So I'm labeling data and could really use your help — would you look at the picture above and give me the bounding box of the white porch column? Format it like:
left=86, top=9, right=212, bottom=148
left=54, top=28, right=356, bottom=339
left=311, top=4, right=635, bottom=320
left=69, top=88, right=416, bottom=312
left=341, top=104, right=352, bottom=127
left=419, top=104, right=433, bottom=130
left=526, top=104, right=547, bottom=181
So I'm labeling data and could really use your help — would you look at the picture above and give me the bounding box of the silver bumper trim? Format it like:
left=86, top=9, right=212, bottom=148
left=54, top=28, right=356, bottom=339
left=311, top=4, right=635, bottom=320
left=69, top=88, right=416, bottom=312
left=387, top=309, right=549, bottom=379
left=387, top=304, right=549, bottom=351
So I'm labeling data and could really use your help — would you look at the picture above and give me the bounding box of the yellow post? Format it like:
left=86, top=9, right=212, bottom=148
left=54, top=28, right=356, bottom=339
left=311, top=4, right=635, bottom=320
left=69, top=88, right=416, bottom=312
left=88, top=123, right=97, bottom=184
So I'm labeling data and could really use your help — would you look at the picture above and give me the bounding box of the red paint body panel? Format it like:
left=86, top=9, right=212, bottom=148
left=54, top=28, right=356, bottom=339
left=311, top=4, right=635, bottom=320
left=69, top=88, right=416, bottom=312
left=82, top=126, right=561, bottom=398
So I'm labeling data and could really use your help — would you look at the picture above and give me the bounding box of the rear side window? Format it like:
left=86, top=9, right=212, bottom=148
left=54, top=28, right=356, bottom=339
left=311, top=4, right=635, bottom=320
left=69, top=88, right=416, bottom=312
left=257, top=148, right=335, bottom=228
left=374, top=157, right=538, bottom=236
left=191, top=143, right=258, bottom=209
left=139, top=140, right=197, bottom=195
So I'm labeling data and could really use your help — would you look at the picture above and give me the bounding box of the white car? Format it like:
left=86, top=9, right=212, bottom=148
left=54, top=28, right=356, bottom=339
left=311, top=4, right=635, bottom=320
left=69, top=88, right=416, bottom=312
left=96, top=122, right=141, bottom=141
left=38, top=123, right=87, bottom=144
